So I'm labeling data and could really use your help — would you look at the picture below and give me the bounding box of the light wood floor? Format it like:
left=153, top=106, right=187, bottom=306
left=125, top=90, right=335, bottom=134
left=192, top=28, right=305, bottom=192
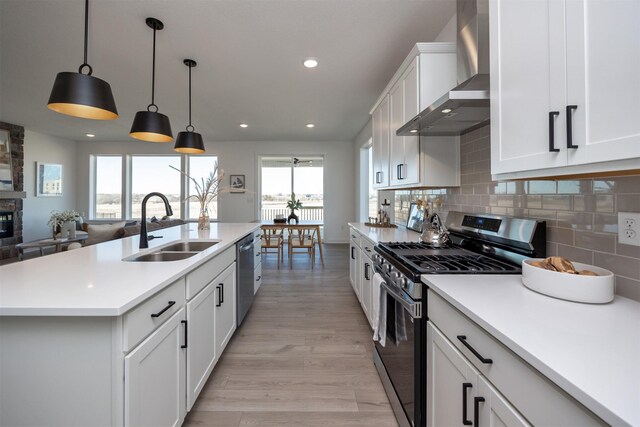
left=183, top=243, right=399, bottom=427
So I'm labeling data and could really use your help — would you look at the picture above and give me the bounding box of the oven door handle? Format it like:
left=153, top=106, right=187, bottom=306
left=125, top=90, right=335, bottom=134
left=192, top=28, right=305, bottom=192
left=380, top=282, right=422, bottom=319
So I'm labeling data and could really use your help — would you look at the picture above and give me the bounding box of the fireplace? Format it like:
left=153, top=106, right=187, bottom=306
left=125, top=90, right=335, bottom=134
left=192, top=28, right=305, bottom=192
left=0, top=211, right=14, bottom=239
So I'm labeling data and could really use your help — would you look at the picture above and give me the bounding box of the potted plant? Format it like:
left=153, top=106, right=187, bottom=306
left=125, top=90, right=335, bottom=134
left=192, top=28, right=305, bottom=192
left=286, top=192, right=302, bottom=224
left=48, top=209, right=81, bottom=239
left=171, top=163, right=225, bottom=230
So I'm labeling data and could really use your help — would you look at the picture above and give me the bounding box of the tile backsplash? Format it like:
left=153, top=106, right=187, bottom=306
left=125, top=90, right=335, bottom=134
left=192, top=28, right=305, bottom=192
left=395, top=125, right=640, bottom=301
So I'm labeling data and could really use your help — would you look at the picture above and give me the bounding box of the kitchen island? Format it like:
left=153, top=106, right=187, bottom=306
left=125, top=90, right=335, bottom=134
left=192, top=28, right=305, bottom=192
left=0, top=223, right=261, bottom=426
left=424, top=274, right=640, bottom=427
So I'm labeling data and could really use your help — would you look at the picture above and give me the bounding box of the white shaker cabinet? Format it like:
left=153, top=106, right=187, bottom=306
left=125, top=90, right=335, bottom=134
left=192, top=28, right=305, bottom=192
left=372, top=95, right=390, bottom=188
left=491, top=0, right=640, bottom=179
left=125, top=308, right=187, bottom=427
left=215, top=263, right=237, bottom=356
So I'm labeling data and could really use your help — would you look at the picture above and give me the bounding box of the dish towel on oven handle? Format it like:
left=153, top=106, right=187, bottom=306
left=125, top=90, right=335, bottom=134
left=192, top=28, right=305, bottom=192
left=372, top=273, right=387, bottom=347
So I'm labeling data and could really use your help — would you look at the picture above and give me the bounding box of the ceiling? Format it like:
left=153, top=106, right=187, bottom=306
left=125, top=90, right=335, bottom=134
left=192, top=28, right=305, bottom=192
left=0, top=0, right=454, bottom=143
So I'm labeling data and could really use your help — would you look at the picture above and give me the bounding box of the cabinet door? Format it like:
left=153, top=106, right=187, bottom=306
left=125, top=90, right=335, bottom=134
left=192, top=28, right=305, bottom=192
left=359, top=252, right=372, bottom=327
left=186, top=283, right=217, bottom=410
left=254, top=262, right=262, bottom=294
left=565, top=0, right=640, bottom=165
left=402, top=57, right=420, bottom=185
left=426, top=322, right=478, bottom=427
left=372, top=96, right=390, bottom=188
left=349, top=239, right=358, bottom=290
left=389, top=79, right=405, bottom=187
left=490, top=0, right=568, bottom=175
left=477, top=375, right=531, bottom=427
left=215, top=263, right=237, bottom=355
left=125, top=308, right=186, bottom=427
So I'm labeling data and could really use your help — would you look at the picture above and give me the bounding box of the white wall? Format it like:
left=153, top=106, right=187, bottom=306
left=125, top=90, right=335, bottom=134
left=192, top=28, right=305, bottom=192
left=353, top=120, right=372, bottom=222
left=435, top=14, right=456, bottom=42
left=23, top=130, right=78, bottom=241
left=75, top=139, right=354, bottom=243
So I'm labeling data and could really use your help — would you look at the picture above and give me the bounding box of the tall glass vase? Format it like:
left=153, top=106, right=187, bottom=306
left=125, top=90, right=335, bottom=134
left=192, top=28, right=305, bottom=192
left=198, top=206, right=210, bottom=230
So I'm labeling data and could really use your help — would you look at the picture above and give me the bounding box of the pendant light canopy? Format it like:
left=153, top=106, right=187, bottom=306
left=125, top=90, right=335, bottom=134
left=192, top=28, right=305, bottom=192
left=47, top=0, right=118, bottom=120
left=174, top=59, right=205, bottom=154
left=130, top=17, right=173, bottom=143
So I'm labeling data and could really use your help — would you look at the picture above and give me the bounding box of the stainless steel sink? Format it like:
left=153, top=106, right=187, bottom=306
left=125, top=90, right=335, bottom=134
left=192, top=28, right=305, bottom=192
left=128, top=252, right=197, bottom=262
left=159, top=241, right=218, bottom=252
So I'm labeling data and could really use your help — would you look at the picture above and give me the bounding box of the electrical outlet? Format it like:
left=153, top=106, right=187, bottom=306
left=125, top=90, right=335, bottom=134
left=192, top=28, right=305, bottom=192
left=618, top=212, right=640, bottom=246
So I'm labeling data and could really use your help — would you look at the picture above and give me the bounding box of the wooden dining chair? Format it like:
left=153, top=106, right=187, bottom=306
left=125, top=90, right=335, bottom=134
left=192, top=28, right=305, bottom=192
left=261, top=226, right=284, bottom=268
left=288, top=227, right=317, bottom=269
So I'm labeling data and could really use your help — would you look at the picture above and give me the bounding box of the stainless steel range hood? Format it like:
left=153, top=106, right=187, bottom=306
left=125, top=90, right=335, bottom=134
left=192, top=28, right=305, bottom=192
left=397, top=0, right=490, bottom=136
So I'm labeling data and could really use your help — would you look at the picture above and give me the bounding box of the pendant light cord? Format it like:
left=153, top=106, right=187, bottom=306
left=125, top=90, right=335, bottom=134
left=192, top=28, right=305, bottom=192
left=79, top=0, right=93, bottom=75
left=150, top=24, right=157, bottom=110
left=187, top=63, right=193, bottom=130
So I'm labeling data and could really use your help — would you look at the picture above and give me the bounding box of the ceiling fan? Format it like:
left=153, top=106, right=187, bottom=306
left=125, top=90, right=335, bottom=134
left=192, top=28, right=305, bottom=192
left=293, top=157, right=314, bottom=167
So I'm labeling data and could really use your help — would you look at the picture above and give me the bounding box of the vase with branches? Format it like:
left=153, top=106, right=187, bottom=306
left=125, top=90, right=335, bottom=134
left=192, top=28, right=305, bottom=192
left=170, top=163, right=225, bottom=230
left=286, top=192, right=302, bottom=224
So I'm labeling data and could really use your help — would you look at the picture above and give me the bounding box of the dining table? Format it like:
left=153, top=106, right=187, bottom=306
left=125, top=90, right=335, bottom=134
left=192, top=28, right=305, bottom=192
left=259, top=220, right=324, bottom=266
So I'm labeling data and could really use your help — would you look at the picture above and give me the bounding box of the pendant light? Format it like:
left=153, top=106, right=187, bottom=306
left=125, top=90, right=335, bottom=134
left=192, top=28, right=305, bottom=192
left=174, top=59, right=205, bottom=154
left=47, top=0, right=118, bottom=120
left=130, top=18, right=173, bottom=143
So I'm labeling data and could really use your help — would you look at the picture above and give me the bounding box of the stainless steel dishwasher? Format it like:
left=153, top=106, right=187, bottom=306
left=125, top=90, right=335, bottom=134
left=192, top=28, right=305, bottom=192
left=236, top=233, right=255, bottom=326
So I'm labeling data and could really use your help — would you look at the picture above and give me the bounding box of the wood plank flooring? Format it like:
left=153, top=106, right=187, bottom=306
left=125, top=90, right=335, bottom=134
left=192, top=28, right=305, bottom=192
left=183, top=244, right=399, bottom=427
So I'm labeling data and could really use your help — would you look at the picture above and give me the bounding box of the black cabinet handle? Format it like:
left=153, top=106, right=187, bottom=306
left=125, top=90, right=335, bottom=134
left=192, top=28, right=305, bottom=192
left=566, top=105, right=578, bottom=148
left=256, top=275, right=261, bottom=282
left=181, top=320, right=188, bottom=349
left=216, top=285, right=222, bottom=307
left=457, top=335, right=493, bottom=364
left=150, top=301, right=176, bottom=318
left=474, top=396, right=485, bottom=426
left=256, top=252, right=261, bottom=257
left=462, top=382, right=473, bottom=425
left=351, top=247, right=355, bottom=260
left=375, top=171, right=382, bottom=184
left=549, top=111, right=560, bottom=152
left=220, top=282, right=224, bottom=304
left=364, top=262, right=370, bottom=280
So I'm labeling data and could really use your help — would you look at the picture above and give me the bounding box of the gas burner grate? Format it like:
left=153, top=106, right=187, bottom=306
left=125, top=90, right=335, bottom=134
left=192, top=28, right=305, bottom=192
left=404, top=254, right=519, bottom=273
left=383, top=242, right=451, bottom=250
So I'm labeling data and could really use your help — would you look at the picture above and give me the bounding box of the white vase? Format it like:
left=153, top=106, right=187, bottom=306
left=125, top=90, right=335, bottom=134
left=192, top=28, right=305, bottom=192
left=62, top=221, right=76, bottom=238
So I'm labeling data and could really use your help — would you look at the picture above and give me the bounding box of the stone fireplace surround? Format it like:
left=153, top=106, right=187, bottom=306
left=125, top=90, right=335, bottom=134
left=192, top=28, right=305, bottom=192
left=0, top=121, right=25, bottom=259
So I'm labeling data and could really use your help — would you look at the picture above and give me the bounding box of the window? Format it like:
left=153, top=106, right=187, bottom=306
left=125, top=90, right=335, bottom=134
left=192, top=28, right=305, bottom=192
left=367, top=146, right=377, bottom=219
left=260, top=156, right=323, bottom=221
left=91, top=155, right=219, bottom=221
left=131, top=156, right=181, bottom=219
left=94, top=156, right=122, bottom=219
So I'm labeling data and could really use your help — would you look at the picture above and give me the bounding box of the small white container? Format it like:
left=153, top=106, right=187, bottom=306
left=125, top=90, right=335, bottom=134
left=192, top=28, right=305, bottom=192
left=522, top=259, right=615, bottom=304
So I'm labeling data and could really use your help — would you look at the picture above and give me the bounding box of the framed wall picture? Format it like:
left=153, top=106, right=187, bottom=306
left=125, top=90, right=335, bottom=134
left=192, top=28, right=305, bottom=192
left=36, top=162, right=63, bottom=197
left=0, top=129, right=13, bottom=191
left=406, top=202, right=425, bottom=233
left=230, top=174, right=245, bottom=193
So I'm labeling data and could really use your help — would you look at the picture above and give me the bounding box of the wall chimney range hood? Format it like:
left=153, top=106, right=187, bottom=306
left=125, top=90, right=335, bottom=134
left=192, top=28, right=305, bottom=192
left=397, top=0, right=490, bottom=136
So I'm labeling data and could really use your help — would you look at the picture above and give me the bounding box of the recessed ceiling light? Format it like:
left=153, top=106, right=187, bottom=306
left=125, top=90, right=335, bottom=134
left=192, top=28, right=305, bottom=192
left=239, top=123, right=248, bottom=128
left=441, top=108, right=453, bottom=114
left=303, top=58, right=318, bottom=68
left=410, top=129, right=418, bottom=133
left=86, top=133, right=95, bottom=137
left=306, top=123, right=315, bottom=128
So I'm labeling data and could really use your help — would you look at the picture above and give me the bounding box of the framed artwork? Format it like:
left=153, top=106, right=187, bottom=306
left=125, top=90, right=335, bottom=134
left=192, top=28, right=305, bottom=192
left=230, top=174, right=245, bottom=193
left=0, top=129, right=13, bottom=191
left=36, top=162, right=63, bottom=197
left=406, top=202, right=425, bottom=233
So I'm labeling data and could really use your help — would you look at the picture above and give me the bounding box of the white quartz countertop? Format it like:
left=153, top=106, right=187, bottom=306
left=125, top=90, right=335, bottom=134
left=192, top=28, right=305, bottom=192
left=0, top=223, right=260, bottom=317
left=348, top=222, right=421, bottom=244
left=422, top=274, right=640, bottom=427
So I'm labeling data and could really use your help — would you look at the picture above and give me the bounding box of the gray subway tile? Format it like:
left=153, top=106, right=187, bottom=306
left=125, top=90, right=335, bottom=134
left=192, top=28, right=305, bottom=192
left=593, top=214, right=618, bottom=234
left=529, top=181, right=557, bottom=194
left=546, top=242, right=558, bottom=257
left=574, top=231, right=615, bottom=253
left=593, top=252, right=640, bottom=280
left=524, top=195, right=542, bottom=209
left=616, top=194, right=640, bottom=212
left=547, top=226, right=574, bottom=245
left=615, top=277, right=640, bottom=302
left=542, top=195, right=572, bottom=211
left=557, top=212, right=593, bottom=231
left=596, top=195, right=615, bottom=213
left=608, top=176, right=640, bottom=194
left=616, top=240, right=640, bottom=258
left=557, top=244, right=593, bottom=264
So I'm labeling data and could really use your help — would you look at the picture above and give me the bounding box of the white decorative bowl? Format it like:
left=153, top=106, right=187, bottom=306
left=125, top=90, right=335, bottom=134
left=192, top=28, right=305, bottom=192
left=522, top=259, right=614, bottom=304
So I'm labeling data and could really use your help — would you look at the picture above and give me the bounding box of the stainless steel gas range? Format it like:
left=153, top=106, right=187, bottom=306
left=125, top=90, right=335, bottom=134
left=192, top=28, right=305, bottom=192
left=372, top=211, right=546, bottom=427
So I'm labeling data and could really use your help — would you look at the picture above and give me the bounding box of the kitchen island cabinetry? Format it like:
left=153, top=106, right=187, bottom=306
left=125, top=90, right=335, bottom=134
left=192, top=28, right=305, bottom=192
left=0, top=223, right=259, bottom=427
left=490, top=0, right=640, bottom=179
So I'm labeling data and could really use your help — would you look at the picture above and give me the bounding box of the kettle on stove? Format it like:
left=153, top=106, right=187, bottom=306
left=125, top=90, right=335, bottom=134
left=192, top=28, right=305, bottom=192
left=420, top=212, right=450, bottom=247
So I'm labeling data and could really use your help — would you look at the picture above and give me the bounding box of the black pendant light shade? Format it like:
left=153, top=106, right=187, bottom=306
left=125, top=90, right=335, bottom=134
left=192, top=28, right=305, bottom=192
left=174, top=59, right=205, bottom=153
left=47, top=0, right=118, bottom=120
left=130, top=17, right=173, bottom=142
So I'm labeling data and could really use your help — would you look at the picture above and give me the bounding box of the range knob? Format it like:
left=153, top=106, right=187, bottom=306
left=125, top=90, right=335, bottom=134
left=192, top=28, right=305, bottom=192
left=390, top=272, right=400, bottom=281
left=397, top=277, right=408, bottom=289
left=373, top=254, right=383, bottom=263
left=385, top=264, right=393, bottom=273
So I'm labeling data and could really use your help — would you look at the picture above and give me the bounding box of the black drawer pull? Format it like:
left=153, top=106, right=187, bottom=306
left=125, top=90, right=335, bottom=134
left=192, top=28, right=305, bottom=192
left=566, top=105, right=578, bottom=148
left=216, top=285, right=222, bottom=307
left=150, top=301, right=176, bottom=318
left=351, top=246, right=355, bottom=260
left=256, top=252, right=261, bottom=257
left=181, top=320, right=188, bottom=349
left=474, top=396, right=485, bottom=426
left=220, top=282, right=224, bottom=304
left=457, top=335, right=493, bottom=364
left=364, top=262, right=370, bottom=280
left=462, top=382, right=472, bottom=425
left=548, top=111, right=560, bottom=152
left=256, top=275, right=261, bottom=282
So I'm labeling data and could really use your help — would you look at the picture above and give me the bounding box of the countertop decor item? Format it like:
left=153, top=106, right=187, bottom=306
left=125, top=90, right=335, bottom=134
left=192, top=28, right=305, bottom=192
left=130, top=17, right=173, bottom=143
left=174, top=59, right=205, bottom=154
left=170, top=163, right=224, bottom=230
left=364, top=222, right=398, bottom=228
left=406, top=201, right=425, bottom=232
left=522, top=258, right=614, bottom=303
left=286, top=192, right=302, bottom=224
left=47, top=210, right=81, bottom=240
left=47, top=0, right=118, bottom=120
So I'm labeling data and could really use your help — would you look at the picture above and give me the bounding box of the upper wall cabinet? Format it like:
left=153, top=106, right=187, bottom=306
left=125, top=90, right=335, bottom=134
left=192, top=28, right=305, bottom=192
left=490, top=0, right=640, bottom=180
left=371, top=43, right=460, bottom=190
